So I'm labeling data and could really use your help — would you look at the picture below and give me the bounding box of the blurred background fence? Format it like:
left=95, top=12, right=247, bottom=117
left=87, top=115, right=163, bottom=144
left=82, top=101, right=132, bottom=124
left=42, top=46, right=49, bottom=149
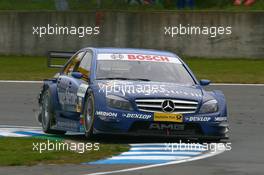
left=0, top=11, right=263, bottom=58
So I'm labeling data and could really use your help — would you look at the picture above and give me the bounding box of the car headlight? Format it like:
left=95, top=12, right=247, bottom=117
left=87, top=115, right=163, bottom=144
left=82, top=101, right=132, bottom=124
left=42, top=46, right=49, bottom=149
left=199, top=99, right=218, bottom=113
left=106, top=95, right=133, bottom=111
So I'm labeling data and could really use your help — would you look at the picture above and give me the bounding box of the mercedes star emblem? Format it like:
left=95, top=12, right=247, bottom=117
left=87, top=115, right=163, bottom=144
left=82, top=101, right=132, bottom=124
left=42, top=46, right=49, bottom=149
left=161, top=100, right=175, bottom=113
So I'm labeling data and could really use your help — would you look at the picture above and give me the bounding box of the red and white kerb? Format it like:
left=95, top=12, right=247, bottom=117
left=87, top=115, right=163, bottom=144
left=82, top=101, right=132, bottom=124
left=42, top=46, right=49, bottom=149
left=97, top=54, right=181, bottom=64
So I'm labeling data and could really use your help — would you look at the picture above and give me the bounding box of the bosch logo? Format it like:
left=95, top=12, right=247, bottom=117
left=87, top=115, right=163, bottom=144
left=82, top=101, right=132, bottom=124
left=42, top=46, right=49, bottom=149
left=161, top=100, right=175, bottom=113
left=111, top=54, right=124, bottom=60
left=127, top=54, right=170, bottom=62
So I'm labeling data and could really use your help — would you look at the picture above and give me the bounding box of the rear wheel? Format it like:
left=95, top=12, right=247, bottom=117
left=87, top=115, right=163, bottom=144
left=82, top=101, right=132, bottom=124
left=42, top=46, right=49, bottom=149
left=83, top=93, right=95, bottom=139
left=41, top=89, right=66, bottom=135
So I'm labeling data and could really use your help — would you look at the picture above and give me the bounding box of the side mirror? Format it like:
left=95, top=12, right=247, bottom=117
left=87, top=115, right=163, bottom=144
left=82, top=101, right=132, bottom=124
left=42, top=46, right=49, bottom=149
left=200, top=79, right=211, bottom=86
left=71, top=72, right=83, bottom=79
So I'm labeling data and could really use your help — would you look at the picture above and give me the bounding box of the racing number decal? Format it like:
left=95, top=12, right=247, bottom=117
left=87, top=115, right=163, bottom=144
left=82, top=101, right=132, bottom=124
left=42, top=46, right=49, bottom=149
left=154, top=113, right=183, bottom=123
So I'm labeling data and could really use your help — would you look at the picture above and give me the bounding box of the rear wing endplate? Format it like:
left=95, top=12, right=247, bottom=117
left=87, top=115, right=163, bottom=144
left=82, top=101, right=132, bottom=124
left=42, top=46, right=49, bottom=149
left=47, top=51, right=75, bottom=68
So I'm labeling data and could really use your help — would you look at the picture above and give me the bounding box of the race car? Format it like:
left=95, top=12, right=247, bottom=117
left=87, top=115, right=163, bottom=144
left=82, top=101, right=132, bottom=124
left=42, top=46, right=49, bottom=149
left=37, top=47, right=229, bottom=140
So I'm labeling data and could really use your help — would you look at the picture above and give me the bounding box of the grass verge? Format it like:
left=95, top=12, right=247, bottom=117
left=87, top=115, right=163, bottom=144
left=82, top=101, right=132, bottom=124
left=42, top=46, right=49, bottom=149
left=0, top=56, right=59, bottom=80
left=0, top=56, right=264, bottom=83
left=0, top=0, right=263, bottom=11
left=184, top=58, right=264, bottom=84
left=0, top=0, right=55, bottom=11
left=0, top=137, right=129, bottom=166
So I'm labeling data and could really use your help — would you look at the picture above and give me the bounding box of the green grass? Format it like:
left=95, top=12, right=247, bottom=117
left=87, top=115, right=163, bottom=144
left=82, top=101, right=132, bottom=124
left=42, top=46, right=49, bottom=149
left=0, top=56, right=264, bottom=83
left=0, top=0, right=55, bottom=11
left=0, top=137, right=129, bottom=166
left=0, top=0, right=263, bottom=11
left=0, top=56, right=59, bottom=80
left=184, top=58, right=264, bottom=84
left=192, top=0, right=264, bottom=11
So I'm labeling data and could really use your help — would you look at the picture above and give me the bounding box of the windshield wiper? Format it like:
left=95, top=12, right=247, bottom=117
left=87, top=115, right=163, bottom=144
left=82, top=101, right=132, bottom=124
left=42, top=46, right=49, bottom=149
left=96, top=77, right=150, bottom=81
left=131, top=78, right=151, bottom=81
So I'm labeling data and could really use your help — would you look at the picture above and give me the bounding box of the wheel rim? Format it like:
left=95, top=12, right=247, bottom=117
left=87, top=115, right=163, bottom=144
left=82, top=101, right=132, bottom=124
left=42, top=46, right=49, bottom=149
left=42, top=94, right=49, bottom=129
left=85, top=98, right=93, bottom=132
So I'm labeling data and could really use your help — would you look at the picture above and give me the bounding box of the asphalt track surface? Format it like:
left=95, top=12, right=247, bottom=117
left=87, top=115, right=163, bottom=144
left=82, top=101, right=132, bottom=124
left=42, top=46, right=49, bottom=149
left=0, top=82, right=264, bottom=175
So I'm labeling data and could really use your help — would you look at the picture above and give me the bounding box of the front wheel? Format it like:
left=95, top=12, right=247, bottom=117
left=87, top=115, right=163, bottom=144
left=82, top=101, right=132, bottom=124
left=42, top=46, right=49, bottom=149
left=41, top=89, right=66, bottom=135
left=83, top=93, right=95, bottom=139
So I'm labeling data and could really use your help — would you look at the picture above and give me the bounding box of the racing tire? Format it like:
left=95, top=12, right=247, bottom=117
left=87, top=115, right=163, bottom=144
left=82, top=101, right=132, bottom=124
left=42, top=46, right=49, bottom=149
left=41, top=89, right=66, bottom=135
left=83, top=93, right=95, bottom=139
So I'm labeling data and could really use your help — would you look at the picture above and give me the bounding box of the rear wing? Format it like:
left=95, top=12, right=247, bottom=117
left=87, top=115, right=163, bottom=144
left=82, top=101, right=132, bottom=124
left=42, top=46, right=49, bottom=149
left=47, top=51, right=75, bottom=68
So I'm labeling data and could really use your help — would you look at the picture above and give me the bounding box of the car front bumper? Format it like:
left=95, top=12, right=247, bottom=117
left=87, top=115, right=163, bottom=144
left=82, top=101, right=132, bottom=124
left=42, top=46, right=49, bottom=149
left=93, top=109, right=229, bottom=140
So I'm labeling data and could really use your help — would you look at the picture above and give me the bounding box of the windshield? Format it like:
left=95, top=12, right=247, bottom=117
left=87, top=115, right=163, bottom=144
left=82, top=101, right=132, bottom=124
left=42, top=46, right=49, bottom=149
left=96, top=54, right=195, bottom=85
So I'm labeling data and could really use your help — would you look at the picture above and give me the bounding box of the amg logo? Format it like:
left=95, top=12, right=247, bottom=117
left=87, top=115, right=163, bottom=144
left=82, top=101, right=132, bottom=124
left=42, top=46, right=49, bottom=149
left=149, top=123, right=184, bottom=131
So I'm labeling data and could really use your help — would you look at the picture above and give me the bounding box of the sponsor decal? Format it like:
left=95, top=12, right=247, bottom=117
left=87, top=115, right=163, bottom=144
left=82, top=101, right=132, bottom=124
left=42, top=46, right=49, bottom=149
left=110, top=54, right=124, bottom=60
left=95, top=111, right=118, bottom=117
left=76, top=84, right=89, bottom=112
left=185, top=116, right=211, bottom=122
left=149, top=123, right=184, bottom=131
left=76, top=96, right=82, bottom=112
left=122, top=113, right=152, bottom=120
left=77, top=83, right=89, bottom=98
left=79, top=116, right=85, bottom=132
left=127, top=54, right=169, bottom=62
left=57, top=121, right=79, bottom=129
left=97, top=54, right=181, bottom=64
left=214, top=117, right=227, bottom=122
left=58, top=88, right=77, bottom=106
left=154, top=113, right=183, bottom=123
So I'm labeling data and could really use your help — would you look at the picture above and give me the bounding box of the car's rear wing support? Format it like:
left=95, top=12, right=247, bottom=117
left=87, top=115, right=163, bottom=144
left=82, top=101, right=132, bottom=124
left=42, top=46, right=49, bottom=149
left=47, top=51, right=75, bottom=68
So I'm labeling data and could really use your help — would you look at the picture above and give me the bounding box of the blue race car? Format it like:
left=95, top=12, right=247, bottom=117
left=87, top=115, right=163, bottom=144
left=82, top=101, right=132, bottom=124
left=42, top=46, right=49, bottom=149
left=37, top=48, right=229, bottom=140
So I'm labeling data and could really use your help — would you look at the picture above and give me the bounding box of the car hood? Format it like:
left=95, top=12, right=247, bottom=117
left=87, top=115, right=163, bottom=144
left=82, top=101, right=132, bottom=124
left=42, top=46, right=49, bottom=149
left=94, top=80, right=203, bottom=102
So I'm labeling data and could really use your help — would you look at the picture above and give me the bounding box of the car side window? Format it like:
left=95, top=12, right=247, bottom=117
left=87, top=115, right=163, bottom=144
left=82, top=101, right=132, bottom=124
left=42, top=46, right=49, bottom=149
left=63, top=52, right=84, bottom=75
left=77, top=51, right=93, bottom=80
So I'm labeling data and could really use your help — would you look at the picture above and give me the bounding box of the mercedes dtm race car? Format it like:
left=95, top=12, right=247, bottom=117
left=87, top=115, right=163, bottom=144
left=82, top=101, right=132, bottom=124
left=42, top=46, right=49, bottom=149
left=37, top=48, right=229, bottom=140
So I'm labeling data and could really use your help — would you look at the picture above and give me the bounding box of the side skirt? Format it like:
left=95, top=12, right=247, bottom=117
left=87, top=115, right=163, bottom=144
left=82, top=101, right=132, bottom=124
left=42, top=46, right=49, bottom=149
left=51, top=112, right=84, bottom=132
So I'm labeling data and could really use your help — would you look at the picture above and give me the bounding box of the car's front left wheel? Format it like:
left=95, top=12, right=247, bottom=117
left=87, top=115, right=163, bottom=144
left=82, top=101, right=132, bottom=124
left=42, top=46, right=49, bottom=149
left=83, top=93, right=95, bottom=139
